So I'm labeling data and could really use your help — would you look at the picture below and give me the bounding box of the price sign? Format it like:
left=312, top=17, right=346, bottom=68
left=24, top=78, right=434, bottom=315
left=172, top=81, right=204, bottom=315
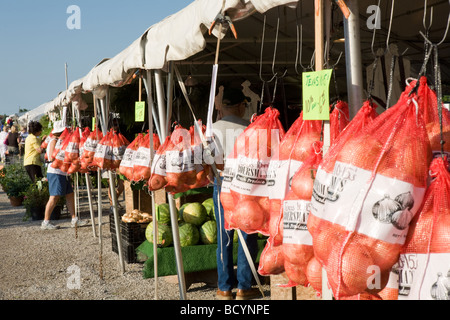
left=135, top=101, right=145, bottom=122
left=302, top=69, right=333, bottom=120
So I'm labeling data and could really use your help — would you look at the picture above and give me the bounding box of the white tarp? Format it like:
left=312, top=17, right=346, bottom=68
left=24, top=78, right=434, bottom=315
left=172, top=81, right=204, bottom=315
left=47, top=0, right=299, bottom=109
left=18, top=101, right=52, bottom=126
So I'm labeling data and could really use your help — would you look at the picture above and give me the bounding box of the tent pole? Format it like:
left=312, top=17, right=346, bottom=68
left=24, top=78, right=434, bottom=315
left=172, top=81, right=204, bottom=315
left=102, top=90, right=125, bottom=274
left=86, top=171, right=97, bottom=237
left=344, top=0, right=364, bottom=119
left=166, top=63, right=174, bottom=131
left=143, top=69, right=159, bottom=300
left=154, top=69, right=187, bottom=300
left=93, top=95, right=104, bottom=278
left=315, top=0, right=333, bottom=301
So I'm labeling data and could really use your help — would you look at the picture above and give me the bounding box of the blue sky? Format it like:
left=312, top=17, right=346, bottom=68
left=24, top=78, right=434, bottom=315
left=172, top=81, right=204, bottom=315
left=0, top=0, right=193, bottom=116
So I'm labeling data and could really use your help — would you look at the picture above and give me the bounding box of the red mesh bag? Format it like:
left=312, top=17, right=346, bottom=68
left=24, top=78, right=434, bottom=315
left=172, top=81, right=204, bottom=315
left=222, top=107, right=285, bottom=235
left=330, top=100, right=350, bottom=145
left=149, top=136, right=171, bottom=191
left=188, top=122, right=213, bottom=190
left=257, top=237, right=285, bottom=276
left=41, top=132, right=54, bottom=150
left=132, top=132, right=153, bottom=182
left=309, top=82, right=432, bottom=299
left=415, top=77, right=450, bottom=165
left=282, top=148, right=323, bottom=287
left=110, top=132, right=130, bottom=170
left=51, top=128, right=71, bottom=171
left=397, top=156, right=450, bottom=300
left=268, top=113, right=323, bottom=246
left=93, top=131, right=113, bottom=170
left=80, top=128, right=103, bottom=172
left=119, top=133, right=143, bottom=181
left=164, top=125, right=198, bottom=193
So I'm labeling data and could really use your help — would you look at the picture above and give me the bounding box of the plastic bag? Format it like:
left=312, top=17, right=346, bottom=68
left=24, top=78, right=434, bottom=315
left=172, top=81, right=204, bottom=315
left=309, top=83, right=431, bottom=299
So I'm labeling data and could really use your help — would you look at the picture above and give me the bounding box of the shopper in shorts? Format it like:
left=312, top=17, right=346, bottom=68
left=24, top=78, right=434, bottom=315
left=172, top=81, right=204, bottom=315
left=41, top=120, right=89, bottom=230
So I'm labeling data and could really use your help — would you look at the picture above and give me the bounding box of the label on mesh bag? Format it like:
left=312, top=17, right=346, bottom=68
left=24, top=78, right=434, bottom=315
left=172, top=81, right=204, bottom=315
left=230, top=155, right=273, bottom=197
left=221, top=157, right=237, bottom=194
left=134, top=146, right=152, bottom=168
left=120, top=148, right=135, bottom=169
left=83, top=138, right=98, bottom=152
left=151, top=152, right=166, bottom=176
left=398, top=253, right=450, bottom=300
left=283, top=199, right=313, bottom=245
left=311, top=161, right=426, bottom=245
left=268, top=159, right=303, bottom=200
left=166, top=148, right=196, bottom=173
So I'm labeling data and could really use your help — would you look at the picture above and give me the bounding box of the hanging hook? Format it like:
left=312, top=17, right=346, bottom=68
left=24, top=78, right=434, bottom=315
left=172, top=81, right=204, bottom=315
left=423, top=0, right=434, bottom=33
left=295, top=3, right=315, bottom=75
left=259, top=15, right=277, bottom=84
left=271, top=7, right=288, bottom=79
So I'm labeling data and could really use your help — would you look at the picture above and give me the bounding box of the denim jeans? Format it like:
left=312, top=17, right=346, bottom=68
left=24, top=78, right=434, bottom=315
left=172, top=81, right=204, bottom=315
left=213, top=178, right=258, bottom=291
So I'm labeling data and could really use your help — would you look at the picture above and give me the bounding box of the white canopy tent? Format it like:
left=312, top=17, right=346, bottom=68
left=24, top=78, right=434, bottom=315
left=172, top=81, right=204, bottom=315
left=28, top=0, right=450, bottom=301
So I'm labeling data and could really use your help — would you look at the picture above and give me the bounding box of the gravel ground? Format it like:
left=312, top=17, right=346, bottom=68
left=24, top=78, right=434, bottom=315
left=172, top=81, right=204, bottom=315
left=0, top=187, right=273, bottom=301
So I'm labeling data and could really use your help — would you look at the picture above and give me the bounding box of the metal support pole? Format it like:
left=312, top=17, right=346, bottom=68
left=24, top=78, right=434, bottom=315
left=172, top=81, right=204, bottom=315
left=344, top=0, right=364, bottom=119
left=86, top=172, right=97, bottom=237
left=98, top=89, right=125, bottom=274
left=154, top=69, right=187, bottom=300
left=154, top=70, right=167, bottom=137
left=143, top=69, right=159, bottom=300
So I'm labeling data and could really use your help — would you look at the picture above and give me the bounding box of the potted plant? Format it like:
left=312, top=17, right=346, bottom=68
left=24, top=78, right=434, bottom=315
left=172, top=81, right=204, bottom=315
left=23, top=178, right=65, bottom=221
left=0, top=163, right=32, bottom=206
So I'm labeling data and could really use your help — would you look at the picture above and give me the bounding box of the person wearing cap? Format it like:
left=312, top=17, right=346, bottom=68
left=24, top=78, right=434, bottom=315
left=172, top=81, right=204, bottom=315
left=24, top=121, right=44, bottom=183
left=212, top=86, right=260, bottom=301
left=41, top=120, right=89, bottom=230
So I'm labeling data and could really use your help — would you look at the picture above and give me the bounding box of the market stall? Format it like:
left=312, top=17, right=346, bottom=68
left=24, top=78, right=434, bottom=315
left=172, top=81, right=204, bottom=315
left=32, top=0, right=450, bottom=301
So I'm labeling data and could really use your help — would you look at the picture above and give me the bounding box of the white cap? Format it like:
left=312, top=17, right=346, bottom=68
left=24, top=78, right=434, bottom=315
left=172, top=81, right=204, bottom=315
left=52, top=120, right=67, bottom=134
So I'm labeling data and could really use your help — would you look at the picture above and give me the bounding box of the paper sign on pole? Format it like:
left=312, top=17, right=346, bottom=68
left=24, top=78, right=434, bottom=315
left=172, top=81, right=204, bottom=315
left=135, top=101, right=145, bottom=122
left=302, top=69, right=333, bottom=120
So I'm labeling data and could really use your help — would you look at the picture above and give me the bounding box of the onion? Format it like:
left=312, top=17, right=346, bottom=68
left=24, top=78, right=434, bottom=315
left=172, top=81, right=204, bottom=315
left=258, top=244, right=285, bottom=275
left=233, top=200, right=265, bottom=233
left=306, top=256, right=322, bottom=294
left=284, top=261, right=308, bottom=286
left=291, top=167, right=315, bottom=200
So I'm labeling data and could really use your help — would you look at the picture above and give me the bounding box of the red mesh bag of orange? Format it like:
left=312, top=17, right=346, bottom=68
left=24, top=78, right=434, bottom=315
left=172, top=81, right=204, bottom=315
left=281, top=149, right=323, bottom=288
left=51, top=128, right=71, bottom=172
left=80, top=128, right=103, bottom=172
left=258, top=113, right=322, bottom=277
left=309, top=82, right=431, bottom=299
left=396, top=156, right=450, bottom=300
left=221, top=107, right=285, bottom=235
left=258, top=114, right=319, bottom=276
left=415, top=77, right=450, bottom=165
left=330, top=100, right=350, bottom=145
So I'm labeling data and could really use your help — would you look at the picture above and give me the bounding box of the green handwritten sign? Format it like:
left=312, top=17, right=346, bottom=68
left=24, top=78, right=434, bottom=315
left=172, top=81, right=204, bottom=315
left=302, top=69, right=333, bottom=120
left=135, top=101, right=145, bottom=122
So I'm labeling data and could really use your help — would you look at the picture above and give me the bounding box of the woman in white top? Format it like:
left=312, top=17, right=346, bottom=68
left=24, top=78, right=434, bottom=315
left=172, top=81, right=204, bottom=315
left=0, top=126, right=8, bottom=163
left=41, top=121, right=89, bottom=230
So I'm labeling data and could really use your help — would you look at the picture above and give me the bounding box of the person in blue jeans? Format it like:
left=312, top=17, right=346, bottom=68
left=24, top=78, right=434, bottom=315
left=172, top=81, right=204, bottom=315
left=213, top=178, right=259, bottom=300
left=212, top=87, right=260, bottom=300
